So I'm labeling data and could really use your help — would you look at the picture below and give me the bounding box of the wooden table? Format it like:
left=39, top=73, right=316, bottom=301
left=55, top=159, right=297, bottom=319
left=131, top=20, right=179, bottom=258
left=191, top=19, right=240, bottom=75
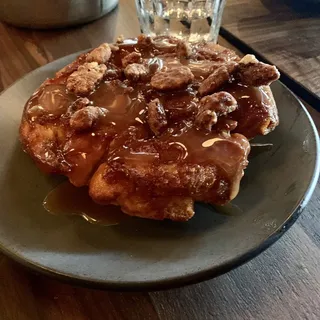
left=222, top=0, right=320, bottom=110
left=0, top=1, right=320, bottom=319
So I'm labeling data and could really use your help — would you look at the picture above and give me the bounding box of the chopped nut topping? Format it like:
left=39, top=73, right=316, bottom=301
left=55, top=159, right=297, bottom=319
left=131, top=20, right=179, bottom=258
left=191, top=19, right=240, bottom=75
left=201, top=92, right=238, bottom=115
left=69, top=97, right=91, bottom=112
left=215, top=119, right=238, bottom=132
left=116, top=34, right=124, bottom=43
left=198, top=62, right=238, bottom=96
left=137, top=34, right=152, bottom=46
left=237, top=60, right=280, bottom=86
left=124, top=63, right=149, bottom=81
left=196, top=92, right=238, bottom=131
left=195, top=110, right=218, bottom=131
left=239, top=54, right=259, bottom=65
left=147, top=99, right=168, bottom=136
left=196, top=43, right=240, bottom=62
left=105, top=79, right=134, bottom=94
left=56, top=64, right=76, bottom=78
left=104, top=66, right=122, bottom=80
left=86, top=43, right=112, bottom=64
left=149, top=62, right=160, bottom=75
left=66, top=62, right=107, bottom=96
left=70, top=106, right=105, bottom=131
left=21, top=34, right=280, bottom=221
left=151, top=66, right=194, bottom=91
left=208, top=62, right=232, bottom=74
left=55, top=53, right=87, bottom=78
left=197, top=48, right=218, bottom=61
left=176, top=40, right=192, bottom=58
left=122, top=52, right=142, bottom=68
left=109, top=44, right=120, bottom=52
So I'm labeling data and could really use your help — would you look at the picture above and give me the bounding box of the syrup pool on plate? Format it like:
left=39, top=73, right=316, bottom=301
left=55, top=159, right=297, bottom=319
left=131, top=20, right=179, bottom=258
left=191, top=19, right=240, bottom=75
left=43, top=181, right=130, bottom=226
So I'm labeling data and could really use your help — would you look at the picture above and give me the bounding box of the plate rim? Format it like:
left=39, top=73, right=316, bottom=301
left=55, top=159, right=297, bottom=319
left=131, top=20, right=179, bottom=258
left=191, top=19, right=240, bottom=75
left=0, top=54, right=319, bottom=291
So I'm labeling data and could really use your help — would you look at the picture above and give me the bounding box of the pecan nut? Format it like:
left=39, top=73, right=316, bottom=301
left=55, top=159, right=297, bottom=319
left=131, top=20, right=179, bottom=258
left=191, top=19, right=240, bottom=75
left=70, top=106, right=105, bottom=131
left=196, top=92, right=238, bottom=131
left=151, top=66, right=194, bottom=91
left=122, top=52, right=142, bottom=68
left=56, top=53, right=87, bottom=78
left=116, top=35, right=125, bottom=43
left=196, top=43, right=240, bottom=62
left=124, top=63, right=149, bottom=81
left=147, top=99, right=168, bottom=136
left=86, top=43, right=112, bottom=64
left=237, top=55, right=280, bottom=86
left=198, top=62, right=238, bottom=96
left=66, top=62, right=107, bottom=96
left=176, top=40, right=192, bottom=58
left=137, top=34, right=152, bottom=46
left=200, top=92, right=238, bottom=115
left=195, top=110, right=218, bottom=131
left=68, top=97, right=91, bottom=113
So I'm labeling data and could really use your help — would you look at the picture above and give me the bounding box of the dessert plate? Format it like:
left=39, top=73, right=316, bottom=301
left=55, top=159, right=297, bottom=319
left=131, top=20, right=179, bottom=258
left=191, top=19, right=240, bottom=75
left=0, top=53, right=319, bottom=290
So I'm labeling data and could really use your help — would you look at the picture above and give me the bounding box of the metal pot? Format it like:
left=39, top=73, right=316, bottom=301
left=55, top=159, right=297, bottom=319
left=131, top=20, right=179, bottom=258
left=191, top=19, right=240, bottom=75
left=0, top=0, right=118, bottom=29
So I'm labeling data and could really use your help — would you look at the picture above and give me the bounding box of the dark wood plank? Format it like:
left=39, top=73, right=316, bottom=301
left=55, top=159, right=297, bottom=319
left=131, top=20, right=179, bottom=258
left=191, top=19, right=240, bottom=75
left=0, top=0, right=139, bottom=90
left=0, top=258, right=160, bottom=320
left=222, top=0, right=320, bottom=101
left=152, top=220, right=320, bottom=320
left=0, top=1, right=319, bottom=319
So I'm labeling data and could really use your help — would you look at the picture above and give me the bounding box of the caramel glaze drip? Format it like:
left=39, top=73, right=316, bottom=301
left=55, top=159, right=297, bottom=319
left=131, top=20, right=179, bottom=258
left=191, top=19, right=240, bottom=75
left=22, top=36, right=275, bottom=220
left=43, top=181, right=130, bottom=226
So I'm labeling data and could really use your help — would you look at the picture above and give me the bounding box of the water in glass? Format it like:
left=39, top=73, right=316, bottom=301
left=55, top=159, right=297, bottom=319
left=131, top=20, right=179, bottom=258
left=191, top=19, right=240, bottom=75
left=135, top=0, right=226, bottom=43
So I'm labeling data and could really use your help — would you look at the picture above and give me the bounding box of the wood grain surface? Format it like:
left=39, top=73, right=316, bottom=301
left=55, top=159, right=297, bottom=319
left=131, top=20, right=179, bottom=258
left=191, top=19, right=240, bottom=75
left=222, top=0, right=320, bottom=103
left=0, top=1, right=320, bottom=319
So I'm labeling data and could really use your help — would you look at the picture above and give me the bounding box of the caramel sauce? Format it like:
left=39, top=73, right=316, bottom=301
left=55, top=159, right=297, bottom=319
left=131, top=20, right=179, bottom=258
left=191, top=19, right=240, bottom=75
left=44, top=180, right=245, bottom=223
left=212, top=203, right=244, bottom=216
left=23, top=36, right=275, bottom=215
left=26, top=39, right=270, bottom=145
left=161, top=127, right=250, bottom=165
left=27, top=84, right=76, bottom=121
left=43, top=181, right=130, bottom=226
left=91, top=81, right=149, bottom=132
left=223, top=82, right=273, bottom=138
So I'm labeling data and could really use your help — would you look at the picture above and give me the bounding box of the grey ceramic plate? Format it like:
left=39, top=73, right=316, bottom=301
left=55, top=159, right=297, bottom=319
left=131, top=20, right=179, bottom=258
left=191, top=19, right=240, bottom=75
left=0, top=54, right=319, bottom=291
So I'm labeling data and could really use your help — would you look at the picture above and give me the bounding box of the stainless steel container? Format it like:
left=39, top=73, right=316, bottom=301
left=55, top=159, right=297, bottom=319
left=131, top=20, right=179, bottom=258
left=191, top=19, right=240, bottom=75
left=0, top=0, right=118, bottom=29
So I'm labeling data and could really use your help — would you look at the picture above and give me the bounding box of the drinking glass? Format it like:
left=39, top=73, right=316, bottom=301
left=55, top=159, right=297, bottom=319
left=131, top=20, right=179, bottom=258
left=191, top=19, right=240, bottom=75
left=135, top=0, right=226, bottom=43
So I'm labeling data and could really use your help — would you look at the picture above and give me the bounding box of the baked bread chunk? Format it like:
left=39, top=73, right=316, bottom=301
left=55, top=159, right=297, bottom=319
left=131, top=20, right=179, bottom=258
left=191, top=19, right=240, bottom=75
left=20, top=35, right=280, bottom=221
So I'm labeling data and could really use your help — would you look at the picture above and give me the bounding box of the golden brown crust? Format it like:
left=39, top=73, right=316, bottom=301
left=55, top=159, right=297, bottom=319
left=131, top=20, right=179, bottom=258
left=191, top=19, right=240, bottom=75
left=258, top=86, right=279, bottom=135
left=19, top=35, right=280, bottom=221
left=89, top=163, right=195, bottom=221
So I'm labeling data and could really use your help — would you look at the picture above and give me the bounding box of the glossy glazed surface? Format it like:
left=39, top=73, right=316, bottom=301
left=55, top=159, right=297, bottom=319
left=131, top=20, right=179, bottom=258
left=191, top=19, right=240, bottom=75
left=20, top=37, right=279, bottom=220
left=0, top=53, right=318, bottom=289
